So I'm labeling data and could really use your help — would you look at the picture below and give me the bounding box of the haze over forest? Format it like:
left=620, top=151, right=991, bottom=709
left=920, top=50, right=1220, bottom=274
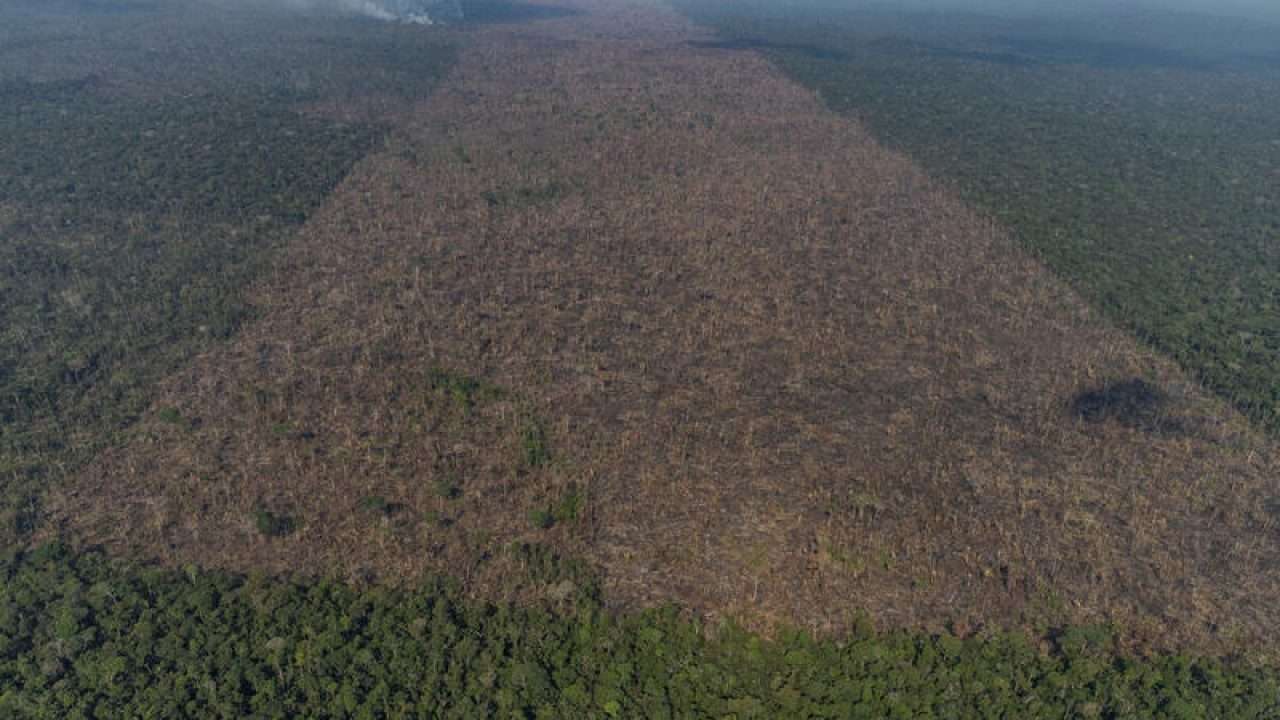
left=844, top=0, right=1280, bottom=21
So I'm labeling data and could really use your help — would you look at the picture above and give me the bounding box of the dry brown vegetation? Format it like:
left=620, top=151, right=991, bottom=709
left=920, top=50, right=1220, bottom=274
left=44, top=0, right=1280, bottom=657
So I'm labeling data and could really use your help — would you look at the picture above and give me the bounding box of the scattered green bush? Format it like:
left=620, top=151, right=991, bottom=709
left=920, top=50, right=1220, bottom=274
left=553, top=484, right=581, bottom=523
left=528, top=507, right=556, bottom=530
left=423, top=510, right=450, bottom=529
left=253, top=508, right=297, bottom=538
left=433, top=477, right=462, bottom=500
left=529, top=486, right=582, bottom=531
left=155, top=408, right=186, bottom=426
left=426, top=367, right=505, bottom=411
left=519, top=417, right=551, bottom=470
left=357, top=496, right=403, bottom=517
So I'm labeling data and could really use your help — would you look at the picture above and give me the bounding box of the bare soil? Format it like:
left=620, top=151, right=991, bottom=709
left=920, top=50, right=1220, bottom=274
left=46, top=0, right=1280, bottom=656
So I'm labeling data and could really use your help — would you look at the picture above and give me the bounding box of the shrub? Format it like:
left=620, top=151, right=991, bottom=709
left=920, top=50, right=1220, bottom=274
left=528, top=508, right=555, bottom=530
left=520, top=418, right=551, bottom=469
left=253, top=507, right=297, bottom=537
left=433, top=478, right=461, bottom=500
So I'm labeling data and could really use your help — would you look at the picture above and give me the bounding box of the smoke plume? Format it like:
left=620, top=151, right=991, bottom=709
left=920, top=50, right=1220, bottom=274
left=283, top=0, right=463, bottom=24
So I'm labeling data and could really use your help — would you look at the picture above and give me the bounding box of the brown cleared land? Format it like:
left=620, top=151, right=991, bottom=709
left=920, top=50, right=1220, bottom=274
left=46, top=0, right=1280, bottom=655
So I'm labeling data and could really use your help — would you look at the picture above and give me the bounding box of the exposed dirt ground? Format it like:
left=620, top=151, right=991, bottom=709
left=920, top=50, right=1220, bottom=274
left=46, top=0, right=1280, bottom=655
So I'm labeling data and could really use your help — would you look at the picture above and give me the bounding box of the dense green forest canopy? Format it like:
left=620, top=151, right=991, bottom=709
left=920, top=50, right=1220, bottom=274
left=2, top=544, right=1278, bottom=718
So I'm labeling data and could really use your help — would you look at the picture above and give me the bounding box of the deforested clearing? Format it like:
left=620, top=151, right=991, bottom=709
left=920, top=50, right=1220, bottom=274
left=26, top=0, right=1280, bottom=660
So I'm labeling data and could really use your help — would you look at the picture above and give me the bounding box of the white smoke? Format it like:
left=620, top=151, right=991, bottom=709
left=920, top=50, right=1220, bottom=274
left=341, top=1, right=396, bottom=21
left=278, top=0, right=462, bottom=24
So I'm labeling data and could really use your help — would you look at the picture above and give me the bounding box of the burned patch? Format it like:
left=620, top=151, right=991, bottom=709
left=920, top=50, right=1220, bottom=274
left=1266, top=497, right=1280, bottom=525
left=1071, top=379, right=1169, bottom=430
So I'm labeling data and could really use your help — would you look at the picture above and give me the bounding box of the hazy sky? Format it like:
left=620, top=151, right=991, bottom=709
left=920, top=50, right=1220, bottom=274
left=243, top=0, right=1280, bottom=27
left=865, top=0, right=1280, bottom=21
